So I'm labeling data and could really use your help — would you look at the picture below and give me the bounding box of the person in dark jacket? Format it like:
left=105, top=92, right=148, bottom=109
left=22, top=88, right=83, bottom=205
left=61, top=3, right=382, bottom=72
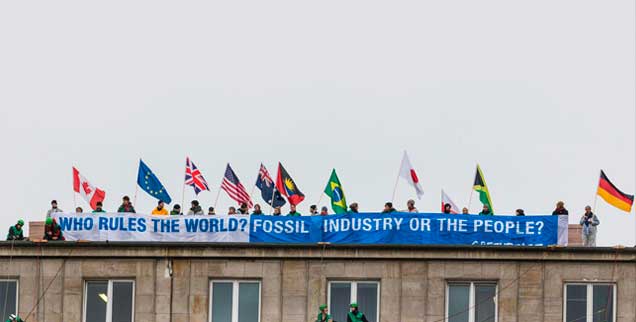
left=381, top=202, right=396, bottom=213
left=515, top=209, right=525, bottom=216
left=347, top=303, right=369, bottom=322
left=170, top=204, right=182, bottom=215
left=552, top=201, right=568, bottom=215
left=349, top=202, right=359, bottom=213
left=117, top=196, right=136, bottom=213
left=443, top=203, right=453, bottom=214
left=43, top=217, right=65, bottom=241
left=238, top=203, right=249, bottom=214
left=7, top=219, right=25, bottom=241
left=251, top=204, right=263, bottom=215
left=92, top=201, right=105, bottom=213
left=478, top=204, right=493, bottom=215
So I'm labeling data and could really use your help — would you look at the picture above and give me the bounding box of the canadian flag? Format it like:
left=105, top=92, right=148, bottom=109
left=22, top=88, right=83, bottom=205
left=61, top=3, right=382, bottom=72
left=73, top=167, right=106, bottom=210
left=398, top=151, right=424, bottom=199
left=441, top=189, right=460, bottom=214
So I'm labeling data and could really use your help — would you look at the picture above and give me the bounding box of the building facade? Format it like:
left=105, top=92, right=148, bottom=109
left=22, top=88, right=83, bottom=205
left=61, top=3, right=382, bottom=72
left=0, top=242, right=633, bottom=322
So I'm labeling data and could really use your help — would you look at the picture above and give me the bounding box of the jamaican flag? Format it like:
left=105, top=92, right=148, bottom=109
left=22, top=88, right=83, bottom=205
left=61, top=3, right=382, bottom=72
left=473, top=165, right=493, bottom=213
left=324, top=169, right=347, bottom=214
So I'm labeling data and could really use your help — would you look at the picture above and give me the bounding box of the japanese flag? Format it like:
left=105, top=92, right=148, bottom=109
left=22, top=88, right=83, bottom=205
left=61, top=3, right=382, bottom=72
left=73, top=167, right=106, bottom=210
left=399, top=151, right=424, bottom=199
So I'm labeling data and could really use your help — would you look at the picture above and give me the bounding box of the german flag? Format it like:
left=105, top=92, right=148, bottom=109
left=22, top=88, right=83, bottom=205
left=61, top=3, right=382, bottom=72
left=597, top=170, right=634, bottom=213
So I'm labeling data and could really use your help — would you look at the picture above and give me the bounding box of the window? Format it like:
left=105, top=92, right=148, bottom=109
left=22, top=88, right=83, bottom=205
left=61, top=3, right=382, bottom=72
left=83, top=280, right=134, bottom=322
left=564, top=283, right=615, bottom=322
left=209, top=280, right=261, bottom=322
left=446, top=282, right=497, bottom=322
left=0, top=280, right=18, bottom=321
left=328, top=281, right=380, bottom=322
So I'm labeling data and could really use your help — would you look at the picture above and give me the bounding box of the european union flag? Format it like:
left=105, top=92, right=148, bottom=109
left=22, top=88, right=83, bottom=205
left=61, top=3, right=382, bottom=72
left=137, top=159, right=172, bottom=204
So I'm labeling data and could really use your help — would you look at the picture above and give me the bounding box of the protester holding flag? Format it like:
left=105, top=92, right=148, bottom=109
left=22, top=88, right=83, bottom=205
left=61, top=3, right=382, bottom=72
left=118, top=196, right=136, bottom=213
left=443, top=204, right=453, bottom=214
left=276, top=162, right=305, bottom=205
left=324, top=169, right=347, bottom=214
left=579, top=205, right=600, bottom=247
left=137, top=159, right=172, bottom=204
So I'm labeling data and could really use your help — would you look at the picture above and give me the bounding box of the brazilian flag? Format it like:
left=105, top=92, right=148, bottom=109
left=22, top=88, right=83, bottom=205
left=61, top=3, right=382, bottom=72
left=324, top=169, right=347, bottom=214
left=473, top=165, right=493, bottom=213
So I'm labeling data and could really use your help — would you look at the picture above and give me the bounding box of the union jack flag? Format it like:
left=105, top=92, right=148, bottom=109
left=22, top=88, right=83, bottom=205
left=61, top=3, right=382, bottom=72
left=185, top=157, right=210, bottom=195
left=221, top=163, right=253, bottom=207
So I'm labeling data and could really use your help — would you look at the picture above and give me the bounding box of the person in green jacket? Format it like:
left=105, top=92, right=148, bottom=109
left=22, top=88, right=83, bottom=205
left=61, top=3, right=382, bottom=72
left=287, top=204, right=301, bottom=216
left=92, top=202, right=106, bottom=213
left=6, top=219, right=25, bottom=241
left=347, top=302, right=369, bottom=322
left=478, top=204, right=493, bottom=215
left=316, top=304, right=332, bottom=322
left=6, top=313, right=24, bottom=322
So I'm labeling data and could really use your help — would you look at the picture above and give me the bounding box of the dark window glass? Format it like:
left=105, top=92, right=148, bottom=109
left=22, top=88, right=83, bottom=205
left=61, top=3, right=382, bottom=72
left=85, top=281, right=108, bottom=322
left=0, top=281, right=17, bottom=321
left=211, top=282, right=233, bottom=322
left=448, top=284, right=470, bottom=322
left=566, top=285, right=587, bottom=322
left=330, top=283, right=351, bottom=322
left=475, top=284, right=496, bottom=322
left=112, top=282, right=134, bottom=322
left=238, top=282, right=259, bottom=322
left=357, top=283, right=378, bottom=322
left=593, top=285, right=613, bottom=322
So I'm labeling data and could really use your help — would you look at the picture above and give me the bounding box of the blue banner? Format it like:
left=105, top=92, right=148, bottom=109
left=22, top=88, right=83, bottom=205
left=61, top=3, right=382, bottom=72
left=53, top=212, right=561, bottom=246
left=250, top=213, right=559, bottom=246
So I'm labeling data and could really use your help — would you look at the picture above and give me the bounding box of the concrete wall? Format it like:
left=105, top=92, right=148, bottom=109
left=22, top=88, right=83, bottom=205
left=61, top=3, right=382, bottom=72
left=0, top=243, right=634, bottom=322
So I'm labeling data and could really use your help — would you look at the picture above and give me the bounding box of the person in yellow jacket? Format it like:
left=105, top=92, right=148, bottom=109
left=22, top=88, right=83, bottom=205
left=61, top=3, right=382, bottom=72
left=152, top=201, right=169, bottom=215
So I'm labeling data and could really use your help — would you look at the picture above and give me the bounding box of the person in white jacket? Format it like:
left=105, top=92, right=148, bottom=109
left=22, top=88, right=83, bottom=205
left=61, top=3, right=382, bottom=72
left=579, top=206, right=600, bottom=247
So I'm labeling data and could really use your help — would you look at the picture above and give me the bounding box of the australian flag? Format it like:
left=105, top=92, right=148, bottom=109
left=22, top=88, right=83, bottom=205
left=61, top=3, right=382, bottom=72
left=256, top=163, right=286, bottom=207
left=137, top=159, right=172, bottom=204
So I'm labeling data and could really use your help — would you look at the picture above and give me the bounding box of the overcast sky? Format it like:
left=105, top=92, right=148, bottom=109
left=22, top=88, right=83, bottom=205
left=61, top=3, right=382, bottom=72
left=0, top=0, right=634, bottom=246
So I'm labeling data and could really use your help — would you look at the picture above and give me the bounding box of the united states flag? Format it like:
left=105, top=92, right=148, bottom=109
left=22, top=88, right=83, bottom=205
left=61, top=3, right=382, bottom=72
left=185, top=157, right=210, bottom=195
left=221, top=163, right=253, bottom=207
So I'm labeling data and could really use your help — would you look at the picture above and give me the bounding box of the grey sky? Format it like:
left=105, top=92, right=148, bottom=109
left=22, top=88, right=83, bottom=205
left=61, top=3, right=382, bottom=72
left=0, top=0, right=634, bottom=246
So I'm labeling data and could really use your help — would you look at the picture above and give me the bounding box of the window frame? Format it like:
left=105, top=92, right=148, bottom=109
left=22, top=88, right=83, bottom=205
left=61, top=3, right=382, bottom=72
left=82, top=279, right=135, bottom=322
left=326, top=280, right=381, bottom=322
left=563, top=282, right=617, bottom=322
left=208, top=279, right=262, bottom=322
left=0, top=279, right=19, bottom=319
left=445, top=281, right=499, bottom=322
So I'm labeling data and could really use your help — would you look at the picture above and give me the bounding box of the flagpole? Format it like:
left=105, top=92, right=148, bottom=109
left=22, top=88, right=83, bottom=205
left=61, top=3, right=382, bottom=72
left=180, top=160, right=187, bottom=212
left=391, top=153, right=404, bottom=203
left=73, top=191, right=77, bottom=210
left=467, top=187, right=474, bottom=214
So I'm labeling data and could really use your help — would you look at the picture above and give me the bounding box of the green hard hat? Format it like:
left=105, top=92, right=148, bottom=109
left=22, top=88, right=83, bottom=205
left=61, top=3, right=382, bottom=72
left=17, top=219, right=24, bottom=226
left=350, top=302, right=358, bottom=308
left=319, top=304, right=327, bottom=310
left=45, top=217, right=53, bottom=225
